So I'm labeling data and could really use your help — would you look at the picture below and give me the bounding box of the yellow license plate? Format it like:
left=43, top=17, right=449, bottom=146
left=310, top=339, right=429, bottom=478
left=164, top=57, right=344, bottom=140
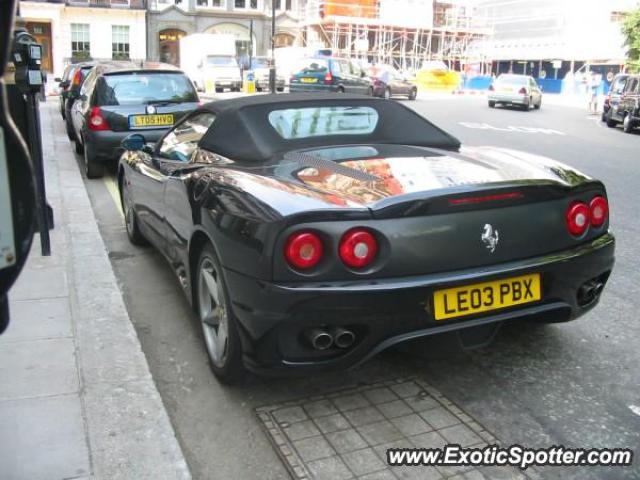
left=433, top=273, right=541, bottom=321
left=300, top=77, right=318, bottom=83
left=130, top=114, right=174, bottom=128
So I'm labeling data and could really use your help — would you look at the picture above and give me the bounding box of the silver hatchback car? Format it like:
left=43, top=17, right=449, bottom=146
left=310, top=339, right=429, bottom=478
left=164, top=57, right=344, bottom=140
left=488, top=74, right=542, bottom=110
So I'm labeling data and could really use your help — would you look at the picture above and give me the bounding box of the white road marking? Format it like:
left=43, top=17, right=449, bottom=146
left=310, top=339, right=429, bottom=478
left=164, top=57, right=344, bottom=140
left=458, top=122, right=566, bottom=136
left=104, top=176, right=124, bottom=218
left=629, top=405, right=640, bottom=417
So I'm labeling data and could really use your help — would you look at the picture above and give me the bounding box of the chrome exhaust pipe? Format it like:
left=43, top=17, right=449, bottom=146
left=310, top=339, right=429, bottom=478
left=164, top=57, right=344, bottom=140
left=305, top=328, right=333, bottom=350
left=332, top=327, right=356, bottom=349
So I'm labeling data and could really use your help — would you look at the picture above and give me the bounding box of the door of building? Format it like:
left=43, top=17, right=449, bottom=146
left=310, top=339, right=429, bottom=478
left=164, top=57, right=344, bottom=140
left=25, top=22, right=52, bottom=72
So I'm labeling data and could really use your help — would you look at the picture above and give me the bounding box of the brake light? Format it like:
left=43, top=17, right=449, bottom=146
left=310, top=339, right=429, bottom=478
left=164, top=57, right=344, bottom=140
left=72, top=69, right=82, bottom=87
left=518, top=87, right=527, bottom=95
left=489, top=84, right=494, bottom=91
left=285, top=231, right=323, bottom=270
left=589, top=196, right=608, bottom=227
left=565, top=202, right=590, bottom=236
left=339, top=229, right=378, bottom=269
left=324, top=71, right=333, bottom=84
left=88, top=107, right=110, bottom=131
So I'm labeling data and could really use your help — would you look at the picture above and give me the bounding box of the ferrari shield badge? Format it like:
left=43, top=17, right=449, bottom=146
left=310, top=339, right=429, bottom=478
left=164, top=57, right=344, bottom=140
left=481, top=223, right=499, bottom=253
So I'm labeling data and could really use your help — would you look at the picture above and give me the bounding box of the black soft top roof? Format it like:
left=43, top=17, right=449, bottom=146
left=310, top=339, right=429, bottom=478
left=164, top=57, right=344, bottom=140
left=197, top=93, right=460, bottom=162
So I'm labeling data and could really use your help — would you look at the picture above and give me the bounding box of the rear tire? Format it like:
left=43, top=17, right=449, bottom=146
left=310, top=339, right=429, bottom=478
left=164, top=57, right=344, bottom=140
left=606, top=110, right=617, bottom=128
left=65, top=117, right=76, bottom=141
left=408, top=88, right=417, bottom=100
left=534, top=98, right=541, bottom=109
left=74, top=137, right=84, bottom=154
left=337, top=86, right=345, bottom=93
left=488, top=100, right=496, bottom=108
left=215, top=87, right=223, bottom=93
left=196, top=244, right=245, bottom=384
left=276, top=87, right=284, bottom=92
left=623, top=114, right=634, bottom=133
left=121, top=177, right=147, bottom=246
left=367, top=86, right=374, bottom=96
left=84, top=144, right=104, bottom=179
left=383, top=88, right=391, bottom=100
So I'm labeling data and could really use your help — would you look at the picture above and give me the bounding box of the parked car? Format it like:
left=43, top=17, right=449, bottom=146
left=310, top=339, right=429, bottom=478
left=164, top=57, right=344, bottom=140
left=56, top=64, right=76, bottom=119
left=601, top=73, right=629, bottom=122
left=367, top=64, right=417, bottom=100
left=605, top=74, right=640, bottom=133
left=488, top=74, right=542, bottom=110
left=289, top=57, right=373, bottom=95
left=70, top=62, right=199, bottom=178
left=118, top=93, right=614, bottom=382
left=249, top=57, right=285, bottom=92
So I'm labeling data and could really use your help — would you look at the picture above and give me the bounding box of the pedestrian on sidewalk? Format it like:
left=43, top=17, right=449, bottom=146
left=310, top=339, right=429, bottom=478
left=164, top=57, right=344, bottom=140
left=587, top=70, right=601, bottom=114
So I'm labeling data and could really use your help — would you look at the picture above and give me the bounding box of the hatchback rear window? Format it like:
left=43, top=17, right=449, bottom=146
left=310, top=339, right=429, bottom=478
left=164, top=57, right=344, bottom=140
left=96, top=72, right=197, bottom=106
left=268, top=106, right=379, bottom=139
left=294, top=59, right=329, bottom=75
left=495, top=75, right=527, bottom=85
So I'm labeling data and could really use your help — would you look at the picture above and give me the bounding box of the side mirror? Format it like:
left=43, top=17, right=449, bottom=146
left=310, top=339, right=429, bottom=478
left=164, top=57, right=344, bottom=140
left=121, top=133, right=146, bottom=151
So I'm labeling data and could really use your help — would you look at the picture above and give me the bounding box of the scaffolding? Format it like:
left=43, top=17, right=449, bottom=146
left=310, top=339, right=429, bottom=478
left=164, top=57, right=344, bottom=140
left=298, top=0, right=489, bottom=71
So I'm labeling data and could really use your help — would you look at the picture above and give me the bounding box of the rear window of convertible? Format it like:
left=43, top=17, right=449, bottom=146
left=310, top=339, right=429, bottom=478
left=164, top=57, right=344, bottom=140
left=268, top=106, right=379, bottom=139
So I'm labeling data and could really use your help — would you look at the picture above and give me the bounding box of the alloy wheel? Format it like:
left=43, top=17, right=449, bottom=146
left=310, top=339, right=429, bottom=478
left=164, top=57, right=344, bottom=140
left=198, top=258, right=229, bottom=368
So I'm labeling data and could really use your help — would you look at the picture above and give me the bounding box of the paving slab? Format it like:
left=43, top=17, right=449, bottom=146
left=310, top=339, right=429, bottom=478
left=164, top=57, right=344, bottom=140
left=0, top=394, right=90, bottom=480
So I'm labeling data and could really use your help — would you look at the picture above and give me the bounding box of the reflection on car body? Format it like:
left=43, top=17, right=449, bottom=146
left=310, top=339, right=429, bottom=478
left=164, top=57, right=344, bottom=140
left=118, top=93, right=614, bottom=383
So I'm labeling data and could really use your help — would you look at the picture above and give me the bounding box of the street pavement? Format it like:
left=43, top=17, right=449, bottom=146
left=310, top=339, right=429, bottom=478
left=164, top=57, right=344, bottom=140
left=0, top=102, right=190, bottom=480
left=75, top=94, right=639, bottom=480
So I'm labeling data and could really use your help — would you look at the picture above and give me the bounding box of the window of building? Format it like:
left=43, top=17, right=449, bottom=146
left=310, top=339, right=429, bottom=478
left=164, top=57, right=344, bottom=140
left=196, top=0, right=224, bottom=7
left=234, top=0, right=258, bottom=10
left=71, top=23, right=90, bottom=61
left=273, top=0, right=292, bottom=10
left=112, top=25, right=130, bottom=60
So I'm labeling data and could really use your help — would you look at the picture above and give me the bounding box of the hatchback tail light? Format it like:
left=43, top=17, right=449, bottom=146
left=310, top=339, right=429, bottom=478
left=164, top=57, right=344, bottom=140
left=324, top=72, right=333, bottom=84
left=518, top=87, right=527, bottom=95
left=339, top=229, right=378, bottom=268
left=88, top=107, right=110, bottom=131
left=285, top=231, right=323, bottom=270
left=565, top=202, right=590, bottom=236
left=589, top=196, right=608, bottom=227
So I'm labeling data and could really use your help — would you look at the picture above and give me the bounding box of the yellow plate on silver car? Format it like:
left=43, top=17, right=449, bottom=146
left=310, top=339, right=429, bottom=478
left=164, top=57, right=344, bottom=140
left=433, top=273, right=541, bottom=321
left=130, top=114, right=174, bottom=128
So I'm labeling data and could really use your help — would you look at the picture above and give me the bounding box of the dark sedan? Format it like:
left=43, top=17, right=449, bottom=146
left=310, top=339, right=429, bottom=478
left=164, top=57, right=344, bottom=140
left=118, top=93, right=614, bottom=383
left=70, top=62, right=199, bottom=178
left=368, top=64, right=417, bottom=100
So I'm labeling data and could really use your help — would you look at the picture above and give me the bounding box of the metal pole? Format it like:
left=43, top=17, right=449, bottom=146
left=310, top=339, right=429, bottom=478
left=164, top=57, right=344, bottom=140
left=269, top=0, right=276, bottom=93
left=249, top=19, right=253, bottom=70
left=25, top=93, right=50, bottom=256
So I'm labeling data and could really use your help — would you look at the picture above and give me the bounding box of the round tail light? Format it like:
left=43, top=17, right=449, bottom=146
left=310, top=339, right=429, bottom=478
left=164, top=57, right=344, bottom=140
left=566, top=202, right=590, bottom=236
left=589, top=196, right=608, bottom=227
left=284, top=231, right=323, bottom=270
left=339, top=229, right=378, bottom=269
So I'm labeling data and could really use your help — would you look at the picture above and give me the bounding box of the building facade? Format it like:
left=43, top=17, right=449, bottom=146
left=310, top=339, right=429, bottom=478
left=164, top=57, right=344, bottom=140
left=146, top=0, right=304, bottom=66
left=19, top=0, right=147, bottom=78
left=469, top=0, right=637, bottom=78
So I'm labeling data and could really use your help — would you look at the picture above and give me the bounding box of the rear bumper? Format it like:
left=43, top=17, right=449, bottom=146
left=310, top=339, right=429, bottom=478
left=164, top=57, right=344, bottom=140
left=289, top=83, right=339, bottom=93
left=85, top=128, right=168, bottom=163
left=488, top=93, right=529, bottom=105
left=225, top=232, right=615, bottom=375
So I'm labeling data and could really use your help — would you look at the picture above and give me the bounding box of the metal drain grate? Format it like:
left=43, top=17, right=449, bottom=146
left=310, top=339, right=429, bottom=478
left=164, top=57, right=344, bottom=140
left=256, top=378, right=540, bottom=480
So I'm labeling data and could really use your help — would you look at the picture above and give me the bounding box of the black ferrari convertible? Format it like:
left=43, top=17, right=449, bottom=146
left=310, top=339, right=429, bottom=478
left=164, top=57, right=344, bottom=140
left=118, top=93, right=614, bottom=382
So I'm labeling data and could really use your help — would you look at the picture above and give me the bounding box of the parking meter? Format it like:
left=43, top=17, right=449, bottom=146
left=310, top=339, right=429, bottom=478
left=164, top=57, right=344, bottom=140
left=0, top=0, right=40, bottom=333
left=12, top=29, right=44, bottom=95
